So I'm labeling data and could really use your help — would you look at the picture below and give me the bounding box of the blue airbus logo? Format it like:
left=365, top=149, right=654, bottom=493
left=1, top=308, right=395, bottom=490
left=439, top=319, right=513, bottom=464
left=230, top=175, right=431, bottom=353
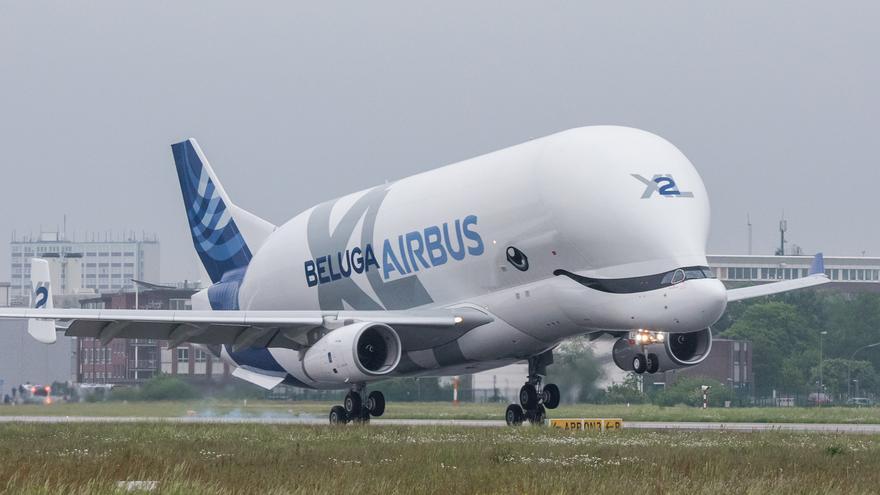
left=304, top=214, right=484, bottom=288
left=632, top=174, right=694, bottom=199
left=33, top=284, right=49, bottom=309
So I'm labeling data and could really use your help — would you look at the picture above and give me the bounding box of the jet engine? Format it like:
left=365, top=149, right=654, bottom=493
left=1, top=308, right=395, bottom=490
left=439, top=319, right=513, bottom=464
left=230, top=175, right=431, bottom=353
left=612, top=328, right=713, bottom=374
left=302, top=322, right=402, bottom=384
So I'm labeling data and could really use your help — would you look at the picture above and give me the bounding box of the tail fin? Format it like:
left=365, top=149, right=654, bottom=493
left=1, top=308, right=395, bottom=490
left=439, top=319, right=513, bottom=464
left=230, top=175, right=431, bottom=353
left=171, top=139, right=276, bottom=283
left=28, top=258, right=57, bottom=344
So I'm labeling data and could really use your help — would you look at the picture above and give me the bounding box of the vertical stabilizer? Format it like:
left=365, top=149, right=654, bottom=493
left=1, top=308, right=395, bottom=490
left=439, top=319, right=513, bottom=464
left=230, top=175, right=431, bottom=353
left=171, top=139, right=276, bottom=283
left=28, top=258, right=57, bottom=344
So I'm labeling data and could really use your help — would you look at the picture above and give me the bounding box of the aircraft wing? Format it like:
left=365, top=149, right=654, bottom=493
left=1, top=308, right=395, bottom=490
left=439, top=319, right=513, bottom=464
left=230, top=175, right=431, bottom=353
left=1, top=259, right=491, bottom=348
left=726, top=253, right=830, bottom=302
left=0, top=306, right=490, bottom=349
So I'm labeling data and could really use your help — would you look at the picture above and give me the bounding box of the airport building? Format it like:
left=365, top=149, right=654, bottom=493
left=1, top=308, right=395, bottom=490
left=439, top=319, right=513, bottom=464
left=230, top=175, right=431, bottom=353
left=644, top=338, right=754, bottom=392
left=75, top=281, right=231, bottom=385
left=708, top=254, right=880, bottom=291
left=9, top=231, right=160, bottom=306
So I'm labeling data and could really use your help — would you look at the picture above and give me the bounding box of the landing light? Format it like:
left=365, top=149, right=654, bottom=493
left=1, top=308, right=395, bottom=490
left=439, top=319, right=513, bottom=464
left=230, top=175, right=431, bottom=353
left=454, top=316, right=464, bottom=324
left=630, top=329, right=666, bottom=345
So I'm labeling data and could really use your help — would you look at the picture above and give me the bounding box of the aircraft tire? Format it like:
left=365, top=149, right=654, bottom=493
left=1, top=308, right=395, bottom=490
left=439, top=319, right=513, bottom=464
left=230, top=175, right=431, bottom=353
left=344, top=392, right=362, bottom=414
left=519, top=384, right=539, bottom=409
left=506, top=404, right=525, bottom=426
left=542, top=384, right=561, bottom=409
left=646, top=354, right=660, bottom=374
left=633, top=354, right=647, bottom=374
left=528, top=405, right=546, bottom=425
left=367, top=391, right=386, bottom=417
left=329, top=405, right=348, bottom=425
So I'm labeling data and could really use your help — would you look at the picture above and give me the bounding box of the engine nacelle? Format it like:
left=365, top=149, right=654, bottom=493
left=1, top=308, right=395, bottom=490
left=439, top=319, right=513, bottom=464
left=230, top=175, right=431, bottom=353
left=302, top=322, right=402, bottom=384
left=612, top=328, right=713, bottom=373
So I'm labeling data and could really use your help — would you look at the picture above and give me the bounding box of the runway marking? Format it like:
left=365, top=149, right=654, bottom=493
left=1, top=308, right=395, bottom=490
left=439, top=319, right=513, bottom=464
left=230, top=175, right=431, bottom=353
left=3, top=416, right=880, bottom=433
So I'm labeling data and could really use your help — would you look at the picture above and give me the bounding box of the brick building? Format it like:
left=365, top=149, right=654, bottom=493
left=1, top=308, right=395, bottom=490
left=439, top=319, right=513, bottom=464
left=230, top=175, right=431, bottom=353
left=77, top=283, right=231, bottom=384
left=645, top=338, right=753, bottom=391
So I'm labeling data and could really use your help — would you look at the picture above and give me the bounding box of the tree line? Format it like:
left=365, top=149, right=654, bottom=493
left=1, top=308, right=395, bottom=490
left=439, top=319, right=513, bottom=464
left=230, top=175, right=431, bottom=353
left=715, top=289, right=880, bottom=399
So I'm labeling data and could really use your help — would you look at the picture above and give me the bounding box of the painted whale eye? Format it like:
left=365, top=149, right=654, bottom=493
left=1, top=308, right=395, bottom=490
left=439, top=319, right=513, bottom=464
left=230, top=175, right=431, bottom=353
left=506, top=246, right=529, bottom=272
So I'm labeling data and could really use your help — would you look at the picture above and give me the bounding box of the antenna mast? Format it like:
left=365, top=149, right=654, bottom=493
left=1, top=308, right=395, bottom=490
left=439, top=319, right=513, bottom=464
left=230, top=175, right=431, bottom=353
left=776, top=212, right=787, bottom=256
left=747, top=213, right=753, bottom=255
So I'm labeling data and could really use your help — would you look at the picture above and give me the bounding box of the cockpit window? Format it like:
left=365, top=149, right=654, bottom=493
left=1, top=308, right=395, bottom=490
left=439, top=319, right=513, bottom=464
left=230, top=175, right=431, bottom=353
left=554, top=266, right=714, bottom=294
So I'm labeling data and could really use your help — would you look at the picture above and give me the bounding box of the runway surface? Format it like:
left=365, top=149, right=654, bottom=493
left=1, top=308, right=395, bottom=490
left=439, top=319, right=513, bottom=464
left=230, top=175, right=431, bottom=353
left=3, top=415, right=880, bottom=433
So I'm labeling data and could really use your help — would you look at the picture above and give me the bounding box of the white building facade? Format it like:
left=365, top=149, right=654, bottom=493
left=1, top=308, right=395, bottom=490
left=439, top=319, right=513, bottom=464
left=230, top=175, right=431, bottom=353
left=9, top=231, right=159, bottom=306
left=708, top=254, right=880, bottom=290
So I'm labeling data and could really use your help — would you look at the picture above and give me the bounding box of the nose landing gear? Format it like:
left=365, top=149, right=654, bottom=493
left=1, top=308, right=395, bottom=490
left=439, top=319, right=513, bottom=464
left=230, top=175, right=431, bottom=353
left=505, top=351, right=559, bottom=426
left=633, top=352, right=660, bottom=374
left=328, top=384, right=386, bottom=424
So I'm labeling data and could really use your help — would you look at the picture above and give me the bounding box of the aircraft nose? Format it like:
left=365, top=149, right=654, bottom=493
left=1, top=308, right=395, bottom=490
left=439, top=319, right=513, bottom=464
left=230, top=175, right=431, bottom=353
left=683, top=278, right=728, bottom=330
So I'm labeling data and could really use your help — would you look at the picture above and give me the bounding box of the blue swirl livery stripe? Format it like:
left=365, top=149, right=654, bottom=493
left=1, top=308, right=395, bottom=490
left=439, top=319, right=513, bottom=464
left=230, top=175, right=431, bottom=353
left=172, top=140, right=253, bottom=283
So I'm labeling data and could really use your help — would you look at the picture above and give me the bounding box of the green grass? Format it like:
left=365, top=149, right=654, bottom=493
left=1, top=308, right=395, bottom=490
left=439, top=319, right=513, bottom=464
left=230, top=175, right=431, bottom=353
left=1, top=423, right=879, bottom=494
left=4, top=401, right=880, bottom=424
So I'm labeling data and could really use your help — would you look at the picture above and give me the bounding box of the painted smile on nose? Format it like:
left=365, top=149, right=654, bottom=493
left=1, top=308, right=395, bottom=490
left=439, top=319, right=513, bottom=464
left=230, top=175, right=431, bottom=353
left=552, top=266, right=716, bottom=294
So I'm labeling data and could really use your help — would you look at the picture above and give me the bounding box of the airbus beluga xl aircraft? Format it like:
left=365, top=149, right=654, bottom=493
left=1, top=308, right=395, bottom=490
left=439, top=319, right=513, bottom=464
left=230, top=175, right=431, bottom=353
left=0, top=126, right=828, bottom=425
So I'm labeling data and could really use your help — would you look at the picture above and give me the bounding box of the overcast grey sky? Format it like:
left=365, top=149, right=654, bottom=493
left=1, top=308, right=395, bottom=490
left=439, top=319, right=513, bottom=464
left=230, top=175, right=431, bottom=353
left=1, top=1, right=877, bottom=283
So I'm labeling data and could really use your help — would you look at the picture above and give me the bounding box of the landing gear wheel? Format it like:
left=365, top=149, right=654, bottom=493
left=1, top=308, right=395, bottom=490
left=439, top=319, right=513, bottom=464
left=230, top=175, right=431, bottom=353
left=344, top=392, right=362, bottom=415
left=528, top=405, right=546, bottom=425
left=633, top=353, right=647, bottom=374
left=367, top=391, right=386, bottom=417
left=542, top=384, right=561, bottom=409
left=505, top=404, right=525, bottom=426
left=646, top=353, right=660, bottom=374
left=519, top=384, right=539, bottom=409
left=329, top=405, right=348, bottom=425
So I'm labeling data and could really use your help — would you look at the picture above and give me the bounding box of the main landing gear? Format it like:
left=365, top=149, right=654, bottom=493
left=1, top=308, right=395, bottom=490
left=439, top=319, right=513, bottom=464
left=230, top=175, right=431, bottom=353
left=329, top=384, right=386, bottom=425
left=506, top=351, right=560, bottom=426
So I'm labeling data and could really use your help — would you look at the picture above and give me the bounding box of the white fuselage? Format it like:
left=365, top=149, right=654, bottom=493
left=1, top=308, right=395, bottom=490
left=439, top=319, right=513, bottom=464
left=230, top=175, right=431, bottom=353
left=209, top=126, right=728, bottom=388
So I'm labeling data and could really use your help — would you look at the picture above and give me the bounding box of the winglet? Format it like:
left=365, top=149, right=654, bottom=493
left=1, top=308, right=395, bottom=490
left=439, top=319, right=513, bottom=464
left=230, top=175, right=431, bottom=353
left=809, top=252, right=825, bottom=276
left=28, top=258, right=57, bottom=344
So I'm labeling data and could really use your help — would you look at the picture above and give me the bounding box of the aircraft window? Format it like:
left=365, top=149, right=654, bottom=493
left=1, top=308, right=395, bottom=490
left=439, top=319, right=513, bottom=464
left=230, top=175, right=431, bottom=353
left=671, top=269, right=687, bottom=284
left=554, top=265, right=714, bottom=294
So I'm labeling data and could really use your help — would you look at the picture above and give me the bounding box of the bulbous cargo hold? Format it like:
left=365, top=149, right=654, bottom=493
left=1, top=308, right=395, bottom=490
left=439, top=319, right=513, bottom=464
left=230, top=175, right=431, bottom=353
left=611, top=328, right=713, bottom=374
left=301, top=322, right=403, bottom=384
left=239, top=125, right=714, bottom=317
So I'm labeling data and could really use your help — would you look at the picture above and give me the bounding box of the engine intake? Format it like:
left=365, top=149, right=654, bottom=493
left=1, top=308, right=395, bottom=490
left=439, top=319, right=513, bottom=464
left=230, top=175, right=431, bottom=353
left=666, top=328, right=712, bottom=366
left=612, top=328, right=713, bottom=373
left=302, top=322, right=402, bottom=384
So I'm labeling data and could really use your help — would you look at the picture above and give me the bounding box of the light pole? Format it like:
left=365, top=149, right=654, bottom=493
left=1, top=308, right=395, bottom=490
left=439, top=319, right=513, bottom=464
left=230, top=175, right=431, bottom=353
left=818, top=331, right=827, bottom=406
left=847, top=342, right=880, bottom=400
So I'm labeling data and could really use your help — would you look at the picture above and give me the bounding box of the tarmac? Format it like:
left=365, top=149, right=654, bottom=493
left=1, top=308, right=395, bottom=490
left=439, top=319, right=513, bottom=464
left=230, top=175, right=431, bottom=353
left=3, top=415, right=880, bottom=433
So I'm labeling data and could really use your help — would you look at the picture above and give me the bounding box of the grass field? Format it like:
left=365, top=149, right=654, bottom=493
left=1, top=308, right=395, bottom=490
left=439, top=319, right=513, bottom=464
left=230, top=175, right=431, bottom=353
left=1, top=423, right=878, bottom=494
left=4, top=400, right=880, bottom=424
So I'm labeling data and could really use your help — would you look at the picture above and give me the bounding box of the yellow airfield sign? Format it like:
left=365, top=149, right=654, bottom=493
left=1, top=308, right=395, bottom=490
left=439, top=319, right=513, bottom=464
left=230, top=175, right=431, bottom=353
left=549, top=418, right=623, bottom=431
